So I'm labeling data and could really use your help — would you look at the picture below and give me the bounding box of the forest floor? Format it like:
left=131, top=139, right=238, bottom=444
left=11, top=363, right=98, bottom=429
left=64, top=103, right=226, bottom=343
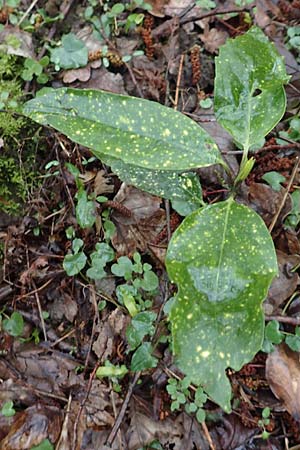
left=1, top=1, right=300, bottom=449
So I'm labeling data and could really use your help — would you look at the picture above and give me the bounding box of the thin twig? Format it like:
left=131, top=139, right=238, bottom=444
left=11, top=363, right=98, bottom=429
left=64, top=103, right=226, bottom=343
left=109, top=380, right=124, bottom=450
left=174, top=54, right=184, bottom=111
left=180, top=3, right=255, bottom=25
left=269, top=157, right=300, bottom=233
left=253, top=143, right=300, bottom=154
left=32, top=281, right=48, bottom=342
left=50, top=328, right=76, bottom=348
left=82, top=286, right=100, bottom=376
left=72, top=361, right=101, bottom=450
left=16, top=279, right=53, bottom=301
left=105, top=371, right=141, bottom=447
left=17, top=0, right=39, bottom=26
left=55, top=393, right=72, bottom=450
left=265, top=315, right=300, bottom=326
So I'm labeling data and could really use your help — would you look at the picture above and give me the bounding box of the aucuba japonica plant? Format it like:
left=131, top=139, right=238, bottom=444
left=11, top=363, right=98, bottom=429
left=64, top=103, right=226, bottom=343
left=21, top=27, right=289, bottom=412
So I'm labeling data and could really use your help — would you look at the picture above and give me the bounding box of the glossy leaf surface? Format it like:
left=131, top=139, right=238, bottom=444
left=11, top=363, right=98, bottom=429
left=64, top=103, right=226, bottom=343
left=166, top=198, right=277, bottom=411
left=22, top=87, right=222, bottom=171
left=214, top=27, right=289, bottom=149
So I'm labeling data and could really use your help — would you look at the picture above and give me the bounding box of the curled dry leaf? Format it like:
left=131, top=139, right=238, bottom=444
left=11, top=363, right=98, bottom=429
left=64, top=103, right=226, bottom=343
left=200, top=28, right=228, bottom=54
left=264, top=250, right=300, bottom=315
left=93, top=170, right=114, bottom=197
left=266, top=343, right=300, bottom=421
left=92, top=309, right=129, bottom=360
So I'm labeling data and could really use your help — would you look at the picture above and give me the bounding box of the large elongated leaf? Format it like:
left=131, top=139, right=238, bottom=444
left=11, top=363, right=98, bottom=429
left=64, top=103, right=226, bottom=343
left=214, top=27, right=289, bottom=149
left=166, top=198, right=277, bottom=411
left=22, top=87, right=223, bottom=171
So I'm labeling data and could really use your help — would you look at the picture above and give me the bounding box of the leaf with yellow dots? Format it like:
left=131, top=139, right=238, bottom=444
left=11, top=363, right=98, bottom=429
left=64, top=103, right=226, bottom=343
left=166, top=198, right=277, bottom=411
left=22, top=87, right=223, bottom=172
left=101, top=153, right=203, bottom=216
left=214, top=26, right=289, bottom=150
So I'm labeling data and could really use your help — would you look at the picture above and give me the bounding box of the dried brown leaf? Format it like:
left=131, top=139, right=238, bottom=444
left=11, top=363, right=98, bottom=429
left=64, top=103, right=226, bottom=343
left=0, top=26, right=35, bottom=58
left=111, top=184, right=166, bottom=256
left=264, top=250, right=300, bottom=315
left=247, top=183, right=292, bottom=228
left=266, top=343, right=300, bottom=421
left=93, top=170, right=114, bottom=197
left=200, top=28, right=228, bottom=54
left=63, top=66, right=91, bottom=84
left=0, top=404, right=61, bottom=449
left=80, top=67, right=127, bottom=94
left=92, top=309, right=129, bottom=360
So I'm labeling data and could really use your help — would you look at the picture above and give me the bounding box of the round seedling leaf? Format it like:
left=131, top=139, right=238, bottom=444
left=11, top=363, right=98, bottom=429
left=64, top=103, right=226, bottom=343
left=3, top=311, right=24, bottom=337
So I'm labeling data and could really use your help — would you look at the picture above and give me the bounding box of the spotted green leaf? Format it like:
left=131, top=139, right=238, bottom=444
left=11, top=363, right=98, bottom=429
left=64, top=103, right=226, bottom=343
left=22, top=87, right=223, bottom=172
left=214, top=26, right=289, bottom=150
left=166, top=198, right=277, bottom=411
left=104, top=155, right=203, bottom=216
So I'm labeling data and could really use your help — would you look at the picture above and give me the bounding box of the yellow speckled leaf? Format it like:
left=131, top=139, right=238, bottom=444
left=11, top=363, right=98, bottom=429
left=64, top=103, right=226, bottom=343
left=166, top=198, right=278, bottom=411
left=22, top=87, right=223, bottom=172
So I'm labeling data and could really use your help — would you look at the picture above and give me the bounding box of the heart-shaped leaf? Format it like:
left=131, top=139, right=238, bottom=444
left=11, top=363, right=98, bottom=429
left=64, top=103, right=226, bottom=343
left=214, top=26, right=289, bottom=150
left=22, top=87, right=223, bottom=172
left=166, top=198, right=277, bottom=411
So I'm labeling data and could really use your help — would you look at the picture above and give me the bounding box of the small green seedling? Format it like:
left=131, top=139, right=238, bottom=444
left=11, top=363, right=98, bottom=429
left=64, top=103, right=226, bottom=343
left=258, top=407, right=271, bottom=440
left=21, top=56, right=49, bottom=84
left=263, top=320, right=300, bottom=353
left=63, top=238, right=87, bottom=276
left=2, top=311, right=24, bottom=337
left=96, top=361, right=128, bottom=378
left=30, top=439, right=54, bottom=450
left=1, top=400, right=16, bottom=417
left=167, top=377, right=207, bottom=423
left=50, top=33, right=88, bottom=71
left=261, top=171, right=286, bottom=192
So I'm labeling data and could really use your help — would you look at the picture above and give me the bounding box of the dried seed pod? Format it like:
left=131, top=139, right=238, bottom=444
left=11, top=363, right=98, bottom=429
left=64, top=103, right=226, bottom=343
left=190, top=45, right=201, bottom=86
left=88, top=49, right=124, bottom=67
left=141, top=13, right=155, bottom=60
left=102, top=200, right=132, bottom=217
left=88, top=49, right=103, bottom=62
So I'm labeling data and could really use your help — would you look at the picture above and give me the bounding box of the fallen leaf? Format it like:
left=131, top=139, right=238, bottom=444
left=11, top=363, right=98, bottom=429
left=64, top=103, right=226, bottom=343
left=200, top=28, right=228, bottom=54
left=164, top=0, right=195, bottom=17
left=0, top=26, right=35, bottom=58
left=63, top=66, right=92, bottom=84
left=247, top=183, right=292, bottom=228
left=264, top=250, right=300, bottom=315
left=266, top=343, right=300, bottom=421
left=111, top=184, right=166, bottom=256
left=92, top=309, right=129, bottom=360
left=274, top=228, right=300, bottom=255
left=146, top=0, right=170, bottom=17
left=80, top=66, right=127, bottom=94
left=93, top=170, right=114, bottom=197
left=0, top=404, right=61, bottom=449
